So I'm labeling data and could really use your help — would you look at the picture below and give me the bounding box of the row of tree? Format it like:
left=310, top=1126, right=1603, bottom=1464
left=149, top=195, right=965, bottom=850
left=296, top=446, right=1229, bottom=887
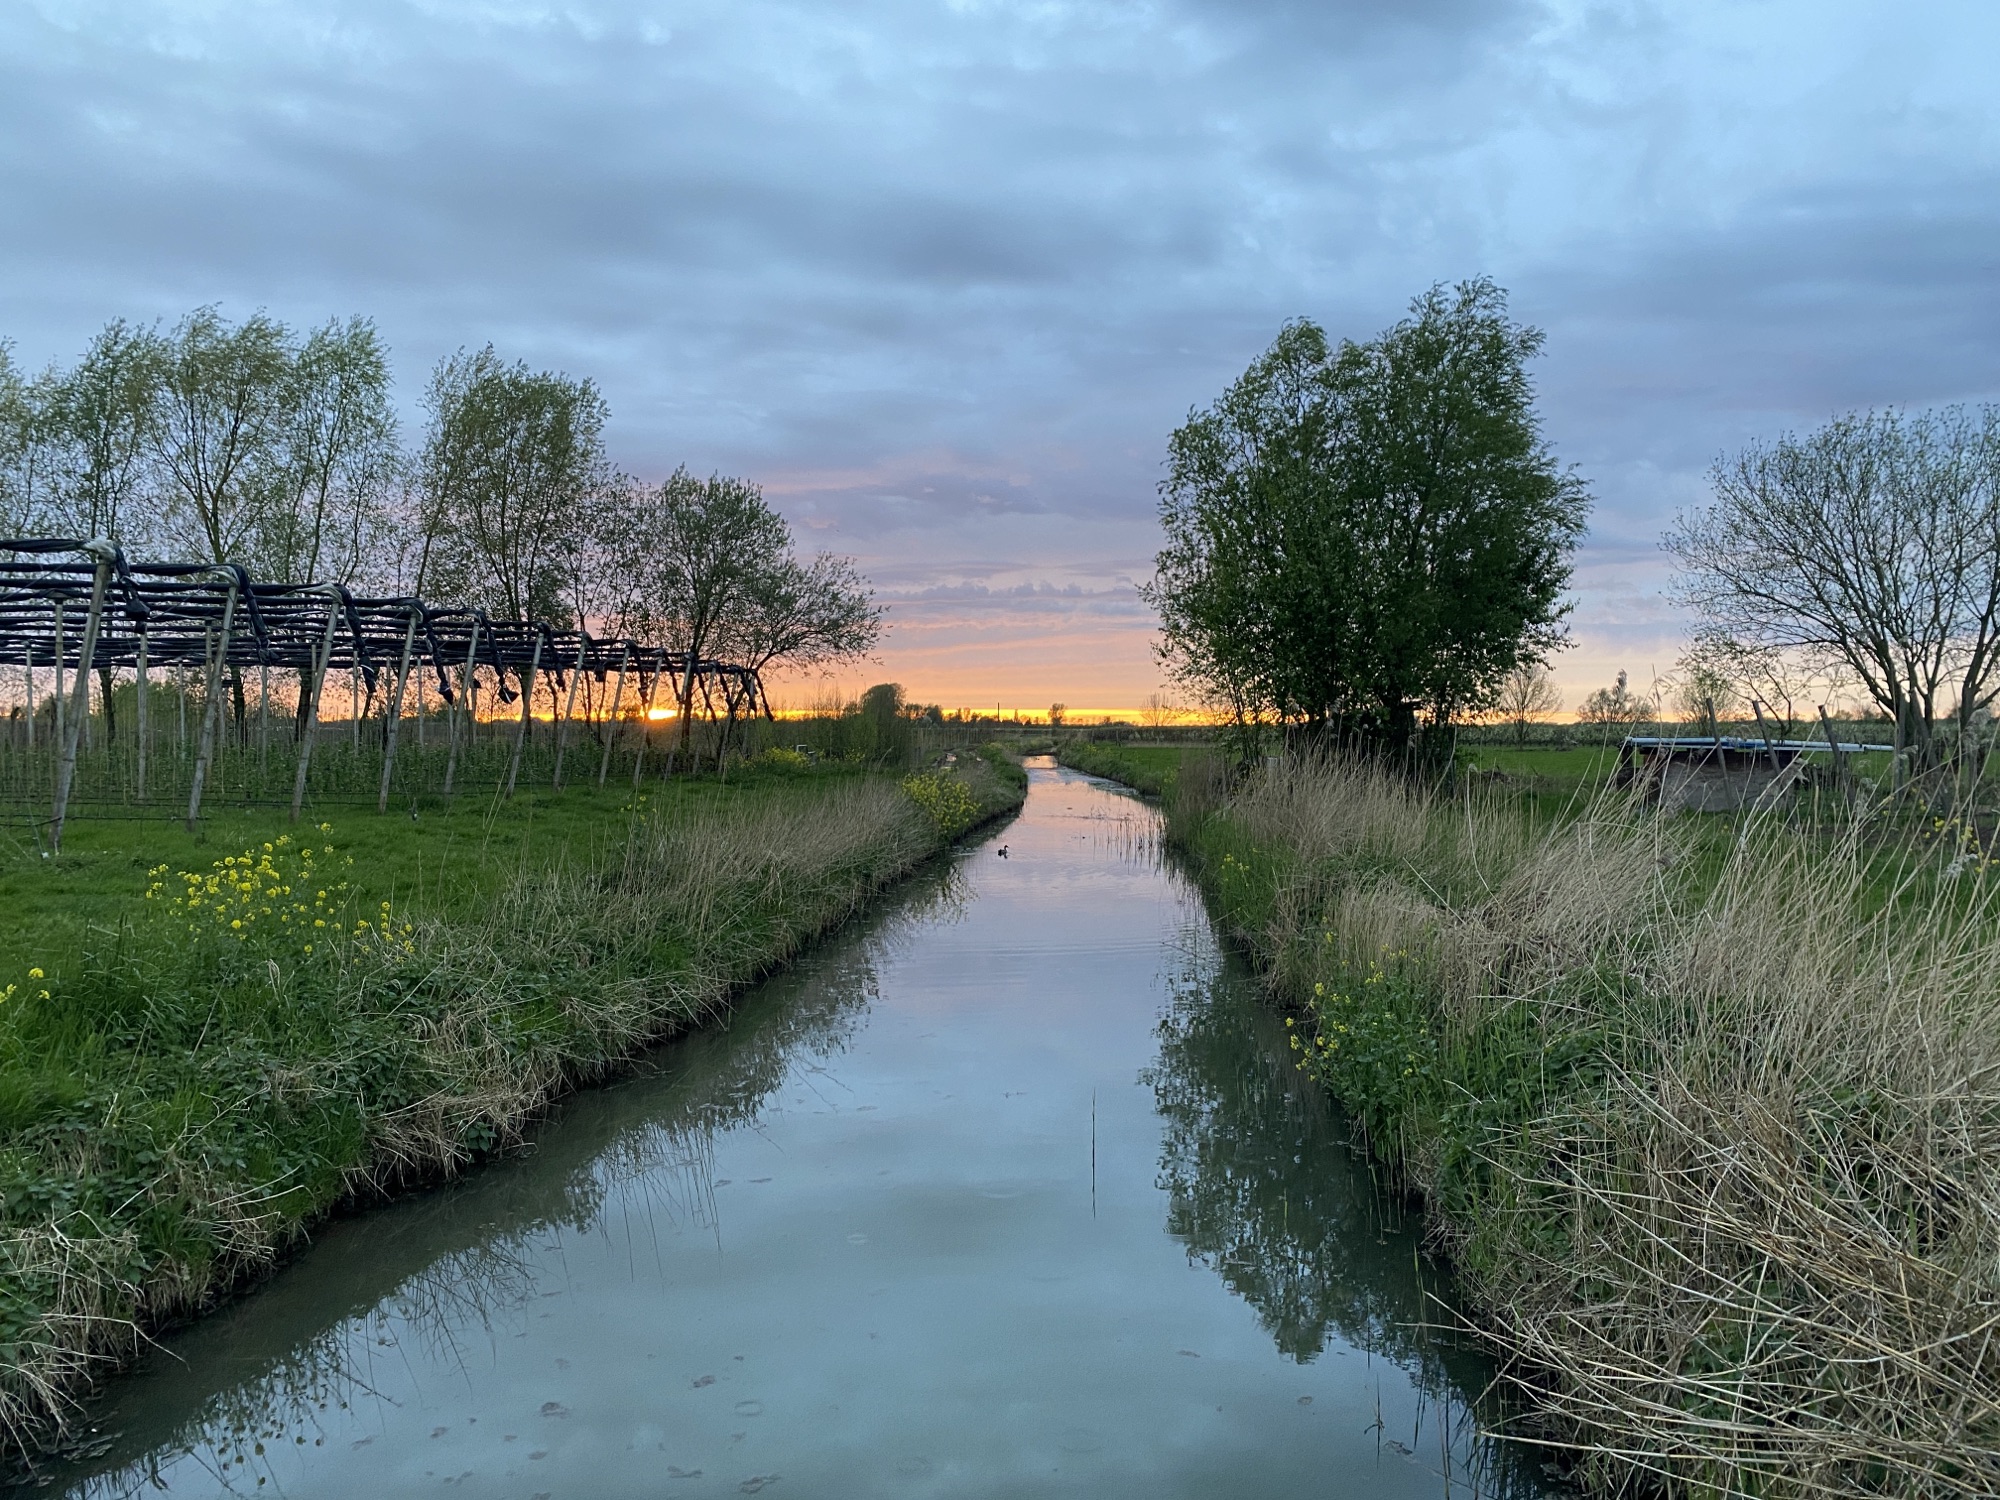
left=0, top=308, right=882, bottom=728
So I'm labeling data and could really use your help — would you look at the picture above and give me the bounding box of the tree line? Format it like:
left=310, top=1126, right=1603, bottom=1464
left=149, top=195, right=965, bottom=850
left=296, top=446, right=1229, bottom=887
left=1152, top=279, right=2000, bottom=784
left=0, top=307, right=881, bottom=731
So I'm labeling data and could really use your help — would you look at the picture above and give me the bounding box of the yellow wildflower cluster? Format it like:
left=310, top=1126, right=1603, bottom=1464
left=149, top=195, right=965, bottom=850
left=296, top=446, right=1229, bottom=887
left=145, top=826, right=415, bottom=958
left=1926, top=814, right=1997, bottom=873
left=1, top=966, right=50, bottom=1005
left=902, top=770, right=980, bottom=839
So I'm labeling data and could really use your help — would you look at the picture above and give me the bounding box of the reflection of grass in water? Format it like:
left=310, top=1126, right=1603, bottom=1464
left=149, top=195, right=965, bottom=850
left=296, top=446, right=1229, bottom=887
left=1143, top=923, right=1555, bottom=1498
left=45, top=866, right=957, bottom=1498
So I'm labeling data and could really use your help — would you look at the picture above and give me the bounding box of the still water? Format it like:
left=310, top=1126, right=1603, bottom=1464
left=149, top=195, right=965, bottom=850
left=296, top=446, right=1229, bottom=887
left=24, top=761, right=1551, bottom=1498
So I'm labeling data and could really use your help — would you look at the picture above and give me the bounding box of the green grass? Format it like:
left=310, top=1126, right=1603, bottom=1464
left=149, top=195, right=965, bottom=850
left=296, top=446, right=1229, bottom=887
left=1053, top=740, right=1202, bottom=797
left=0, top=748, right=1025, bottom=1460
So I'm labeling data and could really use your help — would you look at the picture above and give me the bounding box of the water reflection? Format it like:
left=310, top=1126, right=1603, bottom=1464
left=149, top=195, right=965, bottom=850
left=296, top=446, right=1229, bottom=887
left=26, top=867, right=967, bottom=1498
left=15, top=768, right=1557, bottom=1499
left=1144, top=921, right=1552, bottom=1496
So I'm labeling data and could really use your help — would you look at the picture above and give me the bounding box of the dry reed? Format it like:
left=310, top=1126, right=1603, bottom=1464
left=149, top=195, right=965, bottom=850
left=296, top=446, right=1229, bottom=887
left=1188, top=755, right=2000, bottom=1496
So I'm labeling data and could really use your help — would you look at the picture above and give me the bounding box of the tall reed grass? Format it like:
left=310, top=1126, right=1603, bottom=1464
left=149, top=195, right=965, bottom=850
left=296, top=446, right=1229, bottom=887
left=1171, top=755, right=2000, bottom=1497
left=0, top=753, right=1022, bottom=1463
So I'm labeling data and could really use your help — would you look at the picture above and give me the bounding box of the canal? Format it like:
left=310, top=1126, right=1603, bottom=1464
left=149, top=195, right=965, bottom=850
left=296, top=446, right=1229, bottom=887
left=23, top=760, right=1550, bottom=1498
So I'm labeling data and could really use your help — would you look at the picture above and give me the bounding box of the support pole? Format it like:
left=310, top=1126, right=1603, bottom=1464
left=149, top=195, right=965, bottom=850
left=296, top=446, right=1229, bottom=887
left=51, top=547, right=112, bottom=854
left=135, top=632, right=149, bottom=803
left=667, top=652, right=698, bottom=777
left=552, top=634, right=586, bottom=790
left=290, top=594, right=341, bottom=823
left=506, top=630, right=545, bottom=799
left=442, top=618, right=481, bottom=797
left=351, top=658, right=361, bottom=751
left=632, top=653, right=663, bottom=787
left=377, top=607, right=419, bottom=814
left=259, top=662, right=270, bottom=777
left=185, top=581, right=240, bottom=832
left=21, top=645, right=31, bottom=751
left=597, top=645, right=630, bottom=788
left=53, top=600, right=65, bottom=756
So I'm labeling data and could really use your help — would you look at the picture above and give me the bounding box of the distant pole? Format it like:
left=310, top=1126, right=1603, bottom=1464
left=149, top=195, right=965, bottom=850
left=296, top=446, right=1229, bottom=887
left=134, top=631, right=149, bottom=803
left=21, top=644, right=32, bottom=751
left=289, top=593, right=341, bottom=823
left=598, top=644, right=630, bottom=788
left=506, top=629, right=544, bottom=800
left=552, top=634, right=586, bottom=790
left=185, top=580, right=240, bottom=832
left=51, top=545, right=112, bottom=853
left=377, top=607, right=420, bottom=813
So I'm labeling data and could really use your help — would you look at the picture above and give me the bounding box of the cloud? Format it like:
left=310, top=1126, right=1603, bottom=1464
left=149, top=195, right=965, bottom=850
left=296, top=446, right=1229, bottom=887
left=3, top=0, right=1998, bottom=705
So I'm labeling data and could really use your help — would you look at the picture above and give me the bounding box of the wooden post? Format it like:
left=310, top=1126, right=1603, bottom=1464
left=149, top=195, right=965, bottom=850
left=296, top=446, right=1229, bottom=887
left=51, top=548, right=112, bottom=854
left=258, top=662, right=270, bottom=777
left=377, top=607, right=419, bottom=813
left=667, top=653, right=699, bottom=777
left=506, top=630, right=544, bottom=799
left=290, top=594, right=341, bottom=823
left=632, top=653, right=665, bottom=787
left=442, top=617, right=481, bottom=797
left=184, top=581, right=240, bottom=832
left=52, top=600, right=65, bottom=756
left=552, top=634, right=586, bottom=789
left=135, top=632, right=149, bottom=803
left=417, top=662, right=427, bottom=749
left=350, top=657, right=361, bottom=751
left=1750, top=700, right=1782, bottom=773
left=21, top=645, right=31, bottom=751
left=1819, top=705, right=1849, bottom=807
left=597, top=644, right=630, bottom=788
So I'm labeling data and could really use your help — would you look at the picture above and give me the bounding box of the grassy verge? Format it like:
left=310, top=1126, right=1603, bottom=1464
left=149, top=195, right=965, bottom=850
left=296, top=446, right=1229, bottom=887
left=0, top=748, right=1023, bottom=1460
left=1168, top=754, right=2000, bottom=1498
left=1053, top=740, right=1198, bottom=797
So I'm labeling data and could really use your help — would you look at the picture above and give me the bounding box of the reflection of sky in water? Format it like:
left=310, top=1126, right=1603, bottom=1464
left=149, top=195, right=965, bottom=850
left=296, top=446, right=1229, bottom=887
left=30, top=764, right=1552, bottom=1499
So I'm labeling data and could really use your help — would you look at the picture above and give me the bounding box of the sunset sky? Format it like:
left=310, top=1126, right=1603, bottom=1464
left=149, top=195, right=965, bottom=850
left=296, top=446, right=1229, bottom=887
left=5, top=2, right=1998, bottom=715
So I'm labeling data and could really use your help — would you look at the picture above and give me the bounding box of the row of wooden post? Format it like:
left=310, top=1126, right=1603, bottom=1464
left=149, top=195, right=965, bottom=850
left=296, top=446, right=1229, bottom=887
left=31, top=561, right=736, bottom=853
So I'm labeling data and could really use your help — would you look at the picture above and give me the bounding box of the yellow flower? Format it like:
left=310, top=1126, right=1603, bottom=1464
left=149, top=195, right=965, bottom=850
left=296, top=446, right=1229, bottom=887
left=231, top=920, right=242, bottom=930
left=27, top=968, right=43, bottom=981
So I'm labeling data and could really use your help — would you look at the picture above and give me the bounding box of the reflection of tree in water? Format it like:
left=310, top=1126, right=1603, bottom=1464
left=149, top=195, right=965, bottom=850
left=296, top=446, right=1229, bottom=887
left=44, top=861, right=970, bottom=1500
left=1144, top=926, right=1557, bottom=1498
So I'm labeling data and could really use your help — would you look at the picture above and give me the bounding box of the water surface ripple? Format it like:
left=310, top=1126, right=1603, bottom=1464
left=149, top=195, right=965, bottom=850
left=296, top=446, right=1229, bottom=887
left=27, top=761, right=1553, bottom=1498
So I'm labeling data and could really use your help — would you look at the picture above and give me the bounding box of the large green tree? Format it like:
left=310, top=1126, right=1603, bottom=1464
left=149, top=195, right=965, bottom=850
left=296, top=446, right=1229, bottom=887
left=1145, top=280, right=1588, bottom=746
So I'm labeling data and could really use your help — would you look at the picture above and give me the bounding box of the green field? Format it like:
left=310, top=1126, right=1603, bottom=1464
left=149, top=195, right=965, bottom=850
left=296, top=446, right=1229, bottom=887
left=0, top=747, right=1026, bottom=1457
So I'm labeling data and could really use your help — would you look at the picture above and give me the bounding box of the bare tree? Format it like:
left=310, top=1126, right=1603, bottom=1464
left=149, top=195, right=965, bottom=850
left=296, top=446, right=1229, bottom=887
left=1140, top=692, right=1182, bottom=729
left=1667, top=407, right=2000, bottom=767
left=719, top=552, right=881, bottom=683
left=1577, top=670, right=1653, bottom=736
left=1493, top=662, right=1563, bottom=744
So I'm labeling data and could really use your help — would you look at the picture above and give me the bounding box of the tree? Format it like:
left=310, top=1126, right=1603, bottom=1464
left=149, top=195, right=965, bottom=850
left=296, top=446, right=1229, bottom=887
left=1666, top=407, right=2000, bottom=767
left=611, top=468, right=790, bottom=753
left=417, top=346, right=607, bottom=623
left=150, top=307, right=294, bottom=568
left=1493, top=662, right=1563, bottom=745
left=1577, top=670, right=1653, bottom=735
left=1145, top=279, right=1588, bottom=751
left=265, top=317, right=397, bottom=585
left=1049, top=703, right=1067, bottom=727
left=36, top=321, right=160, bottom=548
left=1140, top=692, right=1183, bottom=729
left=718, top=552, right=881, bottom=683
left=0, top=343, right=40, bottom=535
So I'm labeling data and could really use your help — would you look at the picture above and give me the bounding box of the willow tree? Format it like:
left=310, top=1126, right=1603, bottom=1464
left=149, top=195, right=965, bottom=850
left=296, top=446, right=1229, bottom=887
left=1144, top=280, right=1588, bottom=752
left=416, top=346, right=607, bottom=625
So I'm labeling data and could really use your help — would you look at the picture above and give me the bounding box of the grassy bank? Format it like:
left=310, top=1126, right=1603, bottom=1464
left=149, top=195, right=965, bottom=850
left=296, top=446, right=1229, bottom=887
left=0, top=746, right=1024, bottom=1461
left=1169, top=755, right=2000, bottom=1498
left=1053, top=739, right=1196, bottom=797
